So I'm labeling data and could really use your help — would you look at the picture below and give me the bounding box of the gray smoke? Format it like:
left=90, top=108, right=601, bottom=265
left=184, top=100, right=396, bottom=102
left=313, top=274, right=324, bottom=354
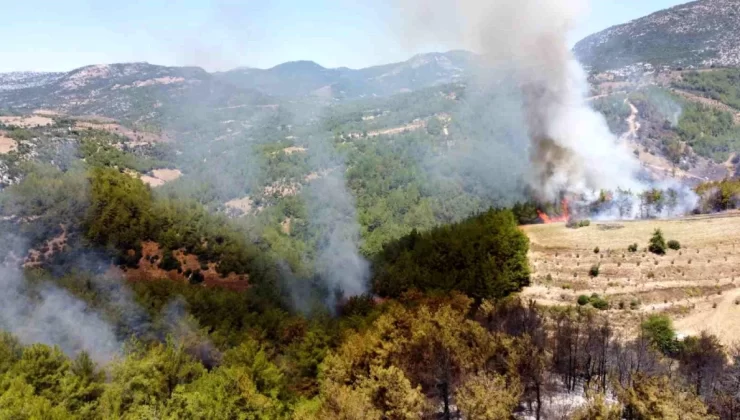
left=0, top=255, right=121, bottom=364
left=401, top=0, right=645, bottom=201
left=305, top=141, right=369, bottom=307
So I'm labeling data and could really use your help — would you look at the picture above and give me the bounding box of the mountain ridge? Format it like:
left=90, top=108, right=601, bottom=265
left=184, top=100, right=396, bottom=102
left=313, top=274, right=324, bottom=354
left=574, top=0, right=740, bottom=71
left=0, top=51, right=477, bottom=102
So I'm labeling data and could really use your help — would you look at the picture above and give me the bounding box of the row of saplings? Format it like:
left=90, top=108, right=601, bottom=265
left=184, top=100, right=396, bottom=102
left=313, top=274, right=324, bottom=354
left=578, top=229, right=680, bottom=310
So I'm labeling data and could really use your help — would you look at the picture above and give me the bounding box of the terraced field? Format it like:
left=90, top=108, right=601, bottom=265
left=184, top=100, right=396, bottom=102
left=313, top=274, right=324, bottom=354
left=521, top=212, right=740, bottom=343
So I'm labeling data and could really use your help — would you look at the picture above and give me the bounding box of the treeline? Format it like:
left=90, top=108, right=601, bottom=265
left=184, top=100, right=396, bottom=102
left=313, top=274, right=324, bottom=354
left=3, top=293, right=737, bottom=419
left=372, top=209, right=530, bottom=300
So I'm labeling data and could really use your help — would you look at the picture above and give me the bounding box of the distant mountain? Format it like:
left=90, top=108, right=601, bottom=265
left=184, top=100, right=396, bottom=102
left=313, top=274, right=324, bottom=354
left=0, top=51, right=475, bottom=121
left=0, top=62, right=270, bottom=126
left=0, top=71, right=64, bottom=92
left=574, top=0, right=740, bottom=71
left=215, top=51, right=475, bottom=99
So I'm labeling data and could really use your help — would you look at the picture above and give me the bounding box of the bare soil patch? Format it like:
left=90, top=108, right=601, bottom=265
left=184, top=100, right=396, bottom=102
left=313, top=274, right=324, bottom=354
left=151, top=169, right=182, bottom=182
left=127, top=168, right=182, bottom=188
left=225, top=196, right=256, bottom=216
left=0, top=133, right=17, bottom=154
left=282, top=146, right=307, bottom=155
left=0, top=115, right=53, bottom=128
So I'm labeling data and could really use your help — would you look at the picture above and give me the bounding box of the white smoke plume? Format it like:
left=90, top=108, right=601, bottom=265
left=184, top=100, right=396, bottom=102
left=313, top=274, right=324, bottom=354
left=401, top=0, right=646, bottom=201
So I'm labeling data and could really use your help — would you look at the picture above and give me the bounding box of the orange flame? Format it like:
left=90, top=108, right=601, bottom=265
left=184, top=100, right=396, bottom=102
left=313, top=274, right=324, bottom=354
left=538, top=199, right=570, bottom=224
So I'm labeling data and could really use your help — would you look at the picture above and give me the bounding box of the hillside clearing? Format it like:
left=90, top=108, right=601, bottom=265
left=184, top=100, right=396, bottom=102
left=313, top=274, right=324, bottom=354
left=0, top=133, right=17, bottom=153
left=0, top=115, right=53, bottom=128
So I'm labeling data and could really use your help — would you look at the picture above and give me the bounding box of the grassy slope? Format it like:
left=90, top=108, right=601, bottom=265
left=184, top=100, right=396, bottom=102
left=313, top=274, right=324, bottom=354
left=521, top=212, right=740, bottom=344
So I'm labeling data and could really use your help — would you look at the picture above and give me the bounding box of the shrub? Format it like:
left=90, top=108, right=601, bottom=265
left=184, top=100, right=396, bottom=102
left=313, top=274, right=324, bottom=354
left=593, top=247, right=600, bottom=254
left=589, top=264, right=600, bottom=278
left=577, top=295, right=590, bottom=306
left=648, top=229, right=667, bottom=255
left=159, top=250, right=182, bottom=271
left=591, top=296, right=609, bottom=310
left=641, top=315, right=678, bottom=355
left=628, top=243, right=638, bottom=253
left=189, top=269, right=205, bottom=285
left=566, top=219, right=591, bottom=229
left=667, top=240, right=681, bottom=250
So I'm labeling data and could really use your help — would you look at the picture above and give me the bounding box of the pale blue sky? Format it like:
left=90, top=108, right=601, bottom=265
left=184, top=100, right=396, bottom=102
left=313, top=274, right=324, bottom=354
left=1, top=0, right=689, bottom=72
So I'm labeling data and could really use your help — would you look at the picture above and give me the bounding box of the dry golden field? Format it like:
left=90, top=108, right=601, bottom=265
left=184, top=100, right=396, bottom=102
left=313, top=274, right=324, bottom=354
left=520, top=212, right=740, bottom=344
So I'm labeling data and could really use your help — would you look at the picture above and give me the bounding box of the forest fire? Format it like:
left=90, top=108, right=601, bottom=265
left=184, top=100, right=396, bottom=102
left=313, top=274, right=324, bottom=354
left=537, top=199, right=570, bottom=224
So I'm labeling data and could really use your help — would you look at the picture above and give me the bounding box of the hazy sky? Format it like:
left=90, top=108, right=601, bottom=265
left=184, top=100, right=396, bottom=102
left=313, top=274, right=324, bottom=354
left=2, top=0, right=689, bottom=73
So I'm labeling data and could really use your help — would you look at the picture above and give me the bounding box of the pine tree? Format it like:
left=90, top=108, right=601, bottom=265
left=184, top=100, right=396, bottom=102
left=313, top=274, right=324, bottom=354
left=648, top=229, right=667, bottom=255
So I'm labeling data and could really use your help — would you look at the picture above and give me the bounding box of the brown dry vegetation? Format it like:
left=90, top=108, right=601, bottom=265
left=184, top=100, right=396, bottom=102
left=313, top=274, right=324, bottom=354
left=24, top=226, right=68, bottom=268
left=113, top=241, right=249, bottom=291
left=521, top=212, right=740, bottom=344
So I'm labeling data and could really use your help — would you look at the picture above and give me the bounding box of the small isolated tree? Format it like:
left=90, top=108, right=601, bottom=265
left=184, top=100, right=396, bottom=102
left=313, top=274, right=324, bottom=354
left=628, top=243, right=638, bottom=253
left=589, top=264, right=600, bottom=278
left=649, top=229, right=667, bottom=255
left=577, top=295, right=590, bottom=306
left=593, top=247, right=600, bottom=254
left=641, top=315, right=678, bottom=356
left=590, top=295, right=609, bottom=310
left=668, top=240, right=681, bottom=251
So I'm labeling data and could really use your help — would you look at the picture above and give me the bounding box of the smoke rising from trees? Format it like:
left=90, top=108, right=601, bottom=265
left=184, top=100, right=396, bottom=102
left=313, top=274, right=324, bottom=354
left=401, top=0, right=646, bottom=201
left=0, top=259, right=121, bottom=364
